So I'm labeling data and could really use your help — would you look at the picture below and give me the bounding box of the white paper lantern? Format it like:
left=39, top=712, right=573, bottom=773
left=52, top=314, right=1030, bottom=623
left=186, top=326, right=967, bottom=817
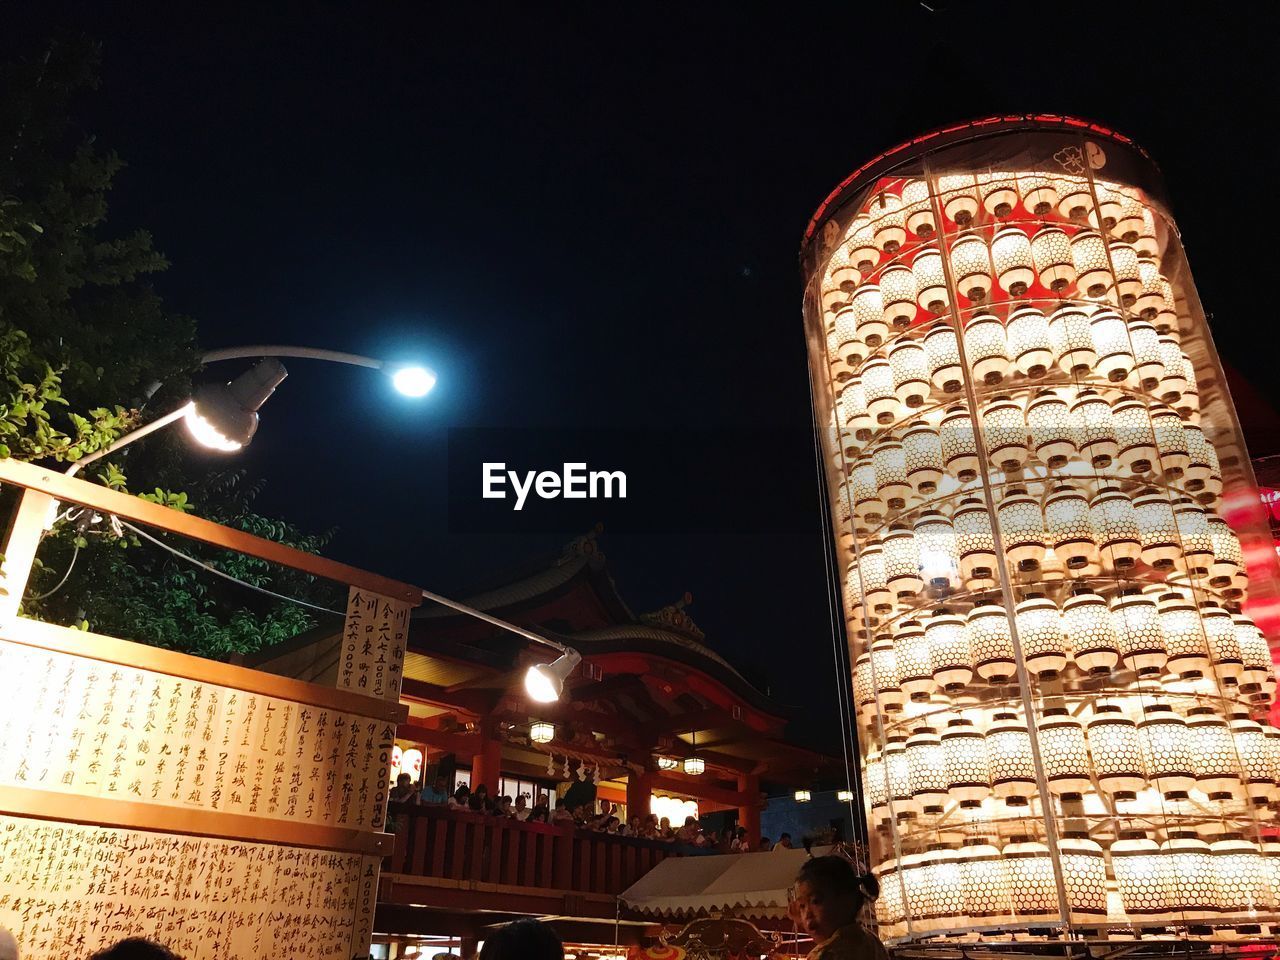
left=938, top=404, right=979, bottom=480
left=938, top=173, right=979, bottom=225
left=968, top=602, right=1016, bottom=684
left=883, top=523, right=923, bottom=599
left=1089, top=182, right=1125, bottom=231
left=901, top=178, right=935, bottom=237
left=874, top=860, right=906, bottom=938
left=880, top=263, right=918, bottom=332
left=839, top=377, right=874, bottom=442
left=1233, top=611, right=1274, bottom=696
left=986, top=712, right=1037, bottom=801
left=872, top=439, right=910, bottom=511
left=885, top=735, right=919, bottom=815
left=905, top=725, right=948, bottom=813
left=862, top=357, right=897, bottom=424
left=1089, top=308, right=1134, bottom=383
left=1230, top=710, right=1277, bottom=806
left=1155, top=277, right=1179, bottom=333
left=871, top=634, right=905, bottom=714
left=912, top=248, right=949, bottom=314
left=1111, top=396, right=1159, bottom=476
left=963, top=313, right=1010, bottom=385
left=852, top=283, right=888, bottom=350
left=1108, top=241, right=1142, bottom=306
left=902, top=419, right=944, bottom=497
left=1128, top=318, right=1165, bottom=389
left=1138, top=704, right=1196, bottom=798
left=1160, top=832, right=1218, bottom=921
left=826, top=241, right=862, bottom=292
left=1017, top=172, right=1058, bottom=215
left=924, top=321, right=963, bottom=393
left=826, top=329, right=850, bottom=382
left=868, top=189, right=906, bottom=254
left=941, top=717, right=989, bottom=806
left=982, top=395, right=1029, bottom=472
left=895, top=619, right=935, bottom=700
left=1172, top=497, right=1215, bottom=576
left=1157, top=591, right=1212, bottom=677
left=846, top=214, right=879, bottom=273
left=1149, top=404, right=1190, bottom=480
left=888, top=337, right=930, bottom=408
left=1086, top=703, right=1146, bottom=799
left=1088, top=487, right=1142, bottom=572
left=1135, top=204, right=1160, bottom=257
left=1186, top=707, right=1243, bottom=800
left=1110, top=591, right=1166, bottom=675
left=1047, top=305, right=1096, bottom=375
left=1004, top=837, right=1057, bottom=918
left=1060, top=833, right=1108, bottom=922
left=996, top=487, right=1046, bottom=568
left=1156, top=334, right=1188, bottom=402
left=1064, top=589, right=1119, bottom=674
left=1006, top=306, right=1053, bottom=378
left=1031, top=225, right=1076, bottom=293
left=1070, top=229, right=1113, bottom=299
left=1016, top=594, right=1067, bottom=677
left=850, top=455, right=884, bottom=525
left=1045, top=483, right=1099, bottom=572
left=1210, top=834, right=1272, bottom=923
left=1026, top=388, right=1075, bottom=468
left=864, top=747, right=888, bottom=820
left=958, top=838, right=1012, bottom=922
left=1200, top=600, right=1244, bottom=684
left=1039, top=709, right=1091, bottom=796
left=843, top=561, right=866, bottom=629
left=1134, top=257, right=1165, bottom=320
left=914, top=510, right=960, bottom=591
left=858, top=541, right=891, bottom=614
left=1069, top=389, right=1119, bottom=468
left=833, top=304, right=865, bottom=368
left=950, top=233, right=993, bottom=303
left=927, top=611, right=973, bottom=692
left=992, top=227, right=1035, bottom=297
left=1112, top=831, right=1173, bottom=923
left=952, top=496, right=997, bottom=588
left=1183, top=422, right=1215, bottom=494
left=1056, top=175, right=1094, bottom=221
left=978, top=171, right=1018, bottom=217
left=1134, top=492, right=1181, bottom=569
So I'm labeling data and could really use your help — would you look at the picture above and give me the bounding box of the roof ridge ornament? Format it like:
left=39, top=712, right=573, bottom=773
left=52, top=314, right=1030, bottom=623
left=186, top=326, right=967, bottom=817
left=558, top=522, right=606, bottom=566
left=640, top=592, right=706, bottom=641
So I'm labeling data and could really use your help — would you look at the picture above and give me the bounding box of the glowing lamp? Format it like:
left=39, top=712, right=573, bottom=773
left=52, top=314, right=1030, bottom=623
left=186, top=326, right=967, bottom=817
left=938, top=404, right=979, bottom=480
left=870, top=634, right=905, bottom=714
left=949, top=233, right=993, bottom=303
left=1047, top=305, right=1096, bottom=375
left=874, top=860, right=906, bottom=937
left=524, top=649, right=583, bottom=703
left=1110, top=590, right=1166, bottom=674
left=1015, top=594, right=1067, bottom=677
left=996, top=487, right=1046, bottom=568
left=986, top=710, right=1036, bottom=800
left=1230, top=710, right=1276, bottom=805
left=1090, top=182, right=1125, bottom=230
left=794, top=789, right=811, bottom=802
left=880, top=263, right=918, bottom=331
left=657, top=756, right=679, bottom=771
left=992, top=227, right=1035, bottom=297
left=941, top=717, right=989, bottom=805
left=1210, top=834, right=1271, bottom=922
left=1149, top=404, right=1190, bottom=480
left=1017, top=172, right=1058, bottom=214
left=1070, top=229, right=1113, bottom=300
left=1111, top=397, right=1159, bottom=476
left=1063, top=589, right=1119, bottom=674
left=682, top=756, right=705, bottom=776
left=1026, top=388, right=1075, bottom=468
left=1038, top=708, right=1091, bottom=796
left=1200, top=600, right=1243, bottom=684
left=864, top=748, right=888, bottom=821
left=1156, top=334, right=1188, bottom=401
left=871, top=439, right=910, bottom=511
left=959, top=838, right=1012, bottom=923
left=1112, top=831, right=1173, bottom=923
left=1045, top=483, right=1099, bottom=572
left=850, top=456, right=884, bottom=525
left=1134, top=257, right=1165, bottom=320
left=924, top=321, right=963, bottom=393
left=1003, top=837, right=1056, bottom=918
left=888, top=337, right=930, bottom=408
left=529, top=721, right=555, bottom=744
left=1086, top=703, right=1146, bottom=799
left=1089, top=309, right=1134, bottom=383
left=883, top=523, right=923, bottom=599
left=952, top=496, right=997, bottom=588
left=1114, top=190, right=1147, bottom=242
left=826, top=243, right=861, bottom=291
left=1069, top=388, right=1119, bottom=468
left=838, top=377, right=873, bottom=442
left=1156, top=590, right=1212, bottom=677
left=894, top=620, right=934, bottom=700
left=852, top=652, right=877, bottom=722
left=905, top=725, right=948, bottom=813
left=186, top=358, right=289, bottom=451
left=926, top=610, right=973, bottom=692
left=982, top=395, right=1029, bottom=473
left=857, top=541, right=891, bottom=614
left=837, top=789, right=854, bottom=802
left=391, top=365, right=436, bottom=398
left=861, top=357, right=897, bottom=424
left=1108, top=241, right=1142, bottom=306
left=1030, top=225, right=1075, bottom=292
left=1056, top=175, right=1093, bottom=220
left=1233, top=611, right=1273, bottom=695
left=851, top=283, right=887, bottom=350
left=1134, top=493, right=1182, bottom=570
left=1006, top=306, right=1053, bottom=378
left=833, top=304, right=864, bottom=368
left=1156, top=276, right=1178, bottom=332
left=1138, top=704, right=1196, bottom=798
left=962, top=313, right=1010, bottom=385
left=885, top=735, right=919, bottom=815
left=901, top=178, right=935, bottom=237
left=1183, top=423, right=1215, bottom=493
left=867, top=189, right=906, bottom=253
left=1128, top=318, right=1165, bottom=389
left=912, top=249, right=948, bottom=314
left=938, top=173, right=978, bottom=225
left=1160, top=832, right=1218, bottom=921
left=902, top=419, right=944, bottom=497
left=978, top=171, right=1018, bottom=217
left=844, top=214, right=879, bottom=274
left=1059, top=833, right=1108, bottom=922
left=1186, top=707, right=1242, bottom=800
left=1171, top=498, right=1214, bottom=575
left=913, top=510, right=960, bottom=591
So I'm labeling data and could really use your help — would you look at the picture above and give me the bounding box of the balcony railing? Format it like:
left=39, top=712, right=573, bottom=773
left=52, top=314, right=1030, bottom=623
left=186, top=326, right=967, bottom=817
left=386, top=803, right=707, bottom=895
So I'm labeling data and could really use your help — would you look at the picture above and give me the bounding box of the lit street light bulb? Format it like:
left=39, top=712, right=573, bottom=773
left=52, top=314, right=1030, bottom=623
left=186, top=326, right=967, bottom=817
left=391, top=365, right=438, bottom=397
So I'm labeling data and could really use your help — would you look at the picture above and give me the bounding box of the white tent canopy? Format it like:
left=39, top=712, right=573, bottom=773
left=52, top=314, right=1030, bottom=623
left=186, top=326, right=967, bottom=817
left=621, top=849, right=826, bottom=919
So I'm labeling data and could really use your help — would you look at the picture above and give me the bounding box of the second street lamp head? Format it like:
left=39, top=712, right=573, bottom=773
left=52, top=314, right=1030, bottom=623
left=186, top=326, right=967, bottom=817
left=184, top=358, right=288, bottom=451
left=524, top=649, right=583, bottom=703
left=390, top=364, right=437, bottom=398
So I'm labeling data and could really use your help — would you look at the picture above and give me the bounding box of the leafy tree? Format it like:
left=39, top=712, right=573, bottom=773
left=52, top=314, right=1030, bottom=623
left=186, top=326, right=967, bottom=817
left=2, top=42, right=338, bottom=656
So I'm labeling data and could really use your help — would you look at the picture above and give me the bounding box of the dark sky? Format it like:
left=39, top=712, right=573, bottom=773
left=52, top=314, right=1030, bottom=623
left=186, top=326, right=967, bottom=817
left=6, top=3, right=1280, bottom=754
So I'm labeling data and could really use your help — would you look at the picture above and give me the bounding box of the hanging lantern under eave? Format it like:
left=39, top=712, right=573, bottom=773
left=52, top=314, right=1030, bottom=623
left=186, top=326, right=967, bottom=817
left=1038, top=708, right=1092, bottom=796
left=1186, top=707, right=1244, bottom=801
left=885, top=735, right=919, bottom=817
left=1089, top=181, right=1126, bottom=231
left=826, top=330, right=850, bottom=383
left=1110, top=590, right=1167, bottom=675
left=1183, top=422, right=1216, bottom=494
left=1006, top=306, right=1053, bottom=378
left=895, top=619, right=935, bottom=700
left=880, top=263, right=918, bottom=332
left=902, top=419, right=945, bottom=497
left=657, top=756, right=679, bottom=771
left=986, top=710, right=1037, bottom=803
left=839, top=377, right=873, bottom=443
left=963, top=313, right=1011, bottom=385
left=1114, top=189, right=1147, bottom=243
left=1111, top=396, right=1160, bottom=476
left=1138, top=703, right=1196, bottom=799
left=1156, top=276, right=1179, bottom=333
left=1157, top=334, right=1188, bottom=402
left=977, top=171, right=1018, bottom=217
left=1113, top=831, right=1174, bottom=924
left=1004, top=836, right=1057, bottom=919
left=1172, top=497, right=1215, bottom=576
left=1017, top=172, right=1058, bottom=215
left=833, top=304, right=864, bottom=369
left=927, top=610, right=973, bottom=692
left=530, top=721, right=555, bottom=743
left=992, top=227, right=1035, bottom=297
left=864, top=748, right=889, bottom=822
left=967, top=602, right=1016, bottom=684
left=850, top=456, right=885, bottom=526
left=858, top=541, right=891, bottom=615
left=939, top=404, right=979, bottom=481
left=913, top=248, right=949, bottom=314
left=1069, top=389, right=1119, bottom=469
left=1134, top=257, right=1165, bottom=320
left=852, top=652, right=877, bottom=723
left=1086, top=703, right=1147, bottom=800
left=1045, top=484, right=1100, bottom=573
left=953, top=496, right=997, bottom=589
left=1047, top=304, right=1097, bottom=375
left=851, top=283, right=888, bottom=350
left=1108, top=240, right=1143, bottom=306
left=901, top=178, right=935, bottom=238
left=1055, top=174, right=1094, bottom=220
left=924, top=321, right=963, bottom=394
left=845, top=213, right=879, bottom=274
left=682, top=756, right=705, bottom=776
left=867, top=189, right=906, bottom=254
left=1089, top=309, right=1135, bottom=384
left=888, top=337, right=930, bottom=409
left=996, top=487, right=1046, bottom=569
left=1016, top=594, right=1067, bottom=677
left=1064, top=589, right=1119, bottom=675
left=1027, top=388, right=1075, bottom=469
left=949, top=233, right=993, bottom=303
left=1161, top=832, right=1220, bottom=922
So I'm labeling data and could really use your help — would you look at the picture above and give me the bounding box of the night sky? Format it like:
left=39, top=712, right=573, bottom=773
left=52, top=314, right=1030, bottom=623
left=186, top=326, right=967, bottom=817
left=6, top=3, right=1279, bottom=755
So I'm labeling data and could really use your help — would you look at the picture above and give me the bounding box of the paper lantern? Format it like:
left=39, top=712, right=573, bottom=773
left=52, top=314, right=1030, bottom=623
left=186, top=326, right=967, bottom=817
left=982, top=395, right=1029, bottom=472
left=952, top=496, right=997, bottom=588
left=833, top=304, right=865, bottom=367
left=870, top=635, right=905, bottom=714
left=1210, top=834, right=1272, bottom=922
left=1086, top=703, right=1146, bottom=799
left=1171, top=498, right=1214, bottom=576
left=986, top=711, right=1037, bottom=801
left=682, top=756, right=705, bottom=776
left=1026, top=388, right=1075, bottom=468
left=656, top=756, right=679, bottom=771
left=839, top=377, right=873, bottom=442
left=858, top=541, right=891, bottom=614
left=996, top=487, right=1046, bottom=568
left=874, top=859, right=905, bottom=938
left=1006, top=306, right=1053, bottom=378
left=938, top=173, right=978, bottom=225
left=885, top=735, right=919, bottom=815
left=912, top=248, right=949, bottom=314
left=1128, top=318, right=1165, bottom=389
left=938, top=404, right=979, bottom=480
left=894, top=620, right=934, bottom=700
left=913, top=510, right=960, bottom=590
left=1070, top=230, right=1113, bottom=299
left=1112, top=831, right=1172, bottom=924
left=843, top=561, right=866, bottom=628
left=967, top=603, right=1015, bottom=684
left=1200, top=601, right=1243, bottom=684
left=862, top=357, right=897, bottom=424
left=1138, top=704, right=1196, bottom=798
left=899, top=849, right=931, bottom=925
left=1056, top=175, right=1093, bottom=220
left=1064, top=589, right=1119, bottom=674
left=959, top=838, right=1012, bottom=922
left=1175, top=352, right=1199, bottom=418
left=1134, top=492, right=1181, bottom=569
left=1089, top=487, right=1142, bottom=571
left=1160, top=832, right=1219, bottom=921
left=941, top=717, right=989, bottom=805
left=950, top=233, right=993, bottom=302
left=864, top=747, right=888, bottom=820
left=1111, top=397, right=1159, bottom=476
left=1108, top=241, right=1142, bottom=306
left=868, top=189, right=906, bottom=254
left=880, top=263, right=918, bottom=332
left=1016, top=595, right=1067, bottom=676
left=1186, top=707, right=1243, bottom=800
left=1069, top=389, right=1119, bottom=468
left=884, top=523, right=923, bottom=599
left=1045, top=484, right=1098, bottom=572
left=1183, top=422, right=1215, bottom=493
left=888, top=337, right=930, bottom=408
left=1265, top=724, right=1280, bottom=794
left=924, top=321, right=963, bottom=393
left=963, top=313, right=1010, bottom=385
left=902, top=419, right=944, bottom=497
left=978, top=171, right=1018, bottom=217
left=1004, top=837, right=1057, bottom=918
left=852, top=283, right=888, bottom=350
left=872, top=439, right=910, bottom=511
left=1047, top=305, right=1096, bottom=375
left=1113, top=190, right=1147, bottom=242
left=924, top=844, right=967, bottom=930
left=927, top=611, right=973, bottom=692
left=1060, top=833, right=1108, bottom=922
left=837, top=789, right=854, bottom=802
left=905, top=725, right=948, bottom=813
left=846, top=214, right=879, bottom=272
left=1157, top=591, right=1212, bottom=676
left=1134, top=257, right=1165, bottom=321
left=901, top=178, right=935, bottom=237
left=826, top=330, right=850, bottom=382
left=1149, top=404, right=1190, bottom=480
left=794, top=789, right=811, bottom=802
left=826, top=242, right=861, bottom=291
left=1089, top=182, right=1125, bottom=230
left=1039, top=708, right=1091, bottom=796
left=1156, top=334, right=1188, bottom=401
left=1030, top=225, right=1076, bottom=292
left=530, top=721, right=555, bottom=743
left=850, top=456, right=884, bottom=525
left=992, top=227, right=1035, bottom=297
left=1017, top=173, right=1058, bottom=215
left=1155, top=277, right=1179, bottom=332
left=1110, top=591, right=1166, bottom=674
left=1089, top=309, right=1134, bottom=383
left=1230, top=711, right=1277, bottom=806
left=1233, top=611, right=1274, bottom=695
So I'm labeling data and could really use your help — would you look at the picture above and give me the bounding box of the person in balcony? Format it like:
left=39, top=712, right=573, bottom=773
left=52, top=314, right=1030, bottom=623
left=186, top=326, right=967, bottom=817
left=732, top=826, right=752, bottom=852
left=675, top=816, right=701, bottom=845
left=421, top=775, right=449, bottom=806
left=528, top=793, right=551, bottom=823
left=498, top=795, right=515, bottom=817
left=658, top=816, right=674, bottom=840
left=449, top=784, right=471, bottom=809
left=390, top=773, right=419, bottom=805
left=789, top=856, right=887, bottom=960
left=552, top=802, right=577, bottom=826
left=469, top=783, right=496, bottom=814
left=774, top=832, right=794, bottom=851
left=513, top=795, right=531, bottom=820
left=626, top=815, right=643, bottom=837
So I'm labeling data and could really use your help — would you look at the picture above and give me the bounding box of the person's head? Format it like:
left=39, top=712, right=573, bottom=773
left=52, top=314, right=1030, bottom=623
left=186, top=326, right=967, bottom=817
left=629, top=816, right=641, bottom=829
left=762, top=836, right=772, bottom=848
left=535, top=793, right=548, bottom=806
left=434, top=776, right=447, bottom=791
left=501, top=795, right=513, bottom=807
left=736, top=826, right=748, bottom=839
left=396, top=773, right=412, bottom=789
left=455, top=785, right=470, bottom=801
left=779, top=832, right=793, bottom=848
left=515, top=795, right=528, bottom=809
left=479, top=918, right=563, bottom=960
left=0, top=925, right=16, bottom=960
left=474, top=783, right=489, bottom=798
left=91, top=939, right=180, bottom=960
left=607, top=816, right=620, bottom=829
left=791, top=856, right=877, bottom=943
left=660, top=817, right=671, bottom=829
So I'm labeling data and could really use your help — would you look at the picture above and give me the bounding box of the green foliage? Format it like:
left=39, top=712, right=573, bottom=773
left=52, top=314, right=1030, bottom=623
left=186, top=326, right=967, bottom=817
left=2, top=42, right=337, bottom=658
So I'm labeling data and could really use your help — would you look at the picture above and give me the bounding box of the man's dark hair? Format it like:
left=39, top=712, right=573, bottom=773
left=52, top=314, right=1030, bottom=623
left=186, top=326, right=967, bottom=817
left=479, top=918, right=564, bottom=960
left=92, top=939, right=180, bottom=960
left=795, top=855, right=879, bottom=908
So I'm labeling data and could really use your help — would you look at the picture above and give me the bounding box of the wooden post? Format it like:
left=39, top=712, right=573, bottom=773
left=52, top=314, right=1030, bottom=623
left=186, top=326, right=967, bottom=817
left=0, top=488, right=54, bottom=620
left=626, top=768, right=655, bottom=820
left=737, top=773, right=761, bottom=849
left=471, top=717, right=503, bottom=794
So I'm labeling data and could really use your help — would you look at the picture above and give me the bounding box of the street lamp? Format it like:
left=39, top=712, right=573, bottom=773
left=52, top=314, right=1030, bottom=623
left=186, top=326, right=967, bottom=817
left=524, top=649, right=583, bottom=703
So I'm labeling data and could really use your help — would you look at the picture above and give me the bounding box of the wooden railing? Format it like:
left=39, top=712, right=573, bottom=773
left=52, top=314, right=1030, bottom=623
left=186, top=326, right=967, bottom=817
left=386, top=803, right=705, bottom=895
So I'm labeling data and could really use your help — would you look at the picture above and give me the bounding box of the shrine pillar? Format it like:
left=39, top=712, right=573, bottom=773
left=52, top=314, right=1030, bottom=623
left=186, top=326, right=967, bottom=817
left=470, top=718, right=503, bottom=794
left=627, top=768, right=656, bottom=819
left=737, top=773, right=761, bottom=848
